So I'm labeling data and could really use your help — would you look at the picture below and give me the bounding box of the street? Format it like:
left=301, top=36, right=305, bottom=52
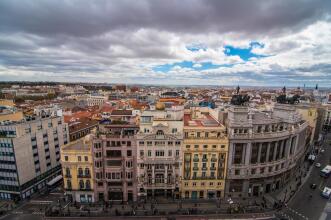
left=281, top=132, right=331, bottom=220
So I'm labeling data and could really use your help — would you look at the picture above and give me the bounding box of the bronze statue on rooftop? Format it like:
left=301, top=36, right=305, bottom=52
left=276, top=86, right=300, bottom=104
left=230, top=85, right=250, bottom=106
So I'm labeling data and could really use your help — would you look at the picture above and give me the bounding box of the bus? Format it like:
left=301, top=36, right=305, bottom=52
left=46, top=175, right=63, bottom=191
left=320, top=165, right=331, bottom=178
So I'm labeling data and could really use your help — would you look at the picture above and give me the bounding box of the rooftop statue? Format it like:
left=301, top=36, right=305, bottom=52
left=230, top=85, right=250, bottom=106
left=276, top=86, right=300, bottom=104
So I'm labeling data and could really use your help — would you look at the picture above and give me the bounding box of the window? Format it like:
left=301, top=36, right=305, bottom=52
left=78, top=156, right=81, bottom=162
left=186, top=145, right=190, bottom=149
left=140, top=150, right=144, bottom=157
left=106, top=150, right=121, bottom=158
left=155, top=150, right=164, bottom=157
left=79, top=180, right=84, bottom=189
left=212, top=145, right=217, bottom=148
left=139, top=141, right=144, bottom=145
left=176, top=150, right=179, bottom=157
left=203, top=145, right=208, bottom=149
left=156, top=130, right=164, bottom=136
left=66, top=180, right=72, bottom=189
left=85, top=168, right=90, bottom=176
left=168, top=150, right=172, bottom=157
left=194, top=145, right=199, bottom=149
left=65, top=167, right=70, bottom=176
left=148, top=150, right=152, bottom=157
left=127, top=150, right=132, bottom=157
left=85, top=180, right=91, bottom=189
left=64, top=156, right=68, bottom=161
left=172, top=128, right=177, bottom=133
left=84, top=156, right=88, bottom=162
left=235, top=169, right=240, bottom=175
left=78, top=167, right=83, bottom=176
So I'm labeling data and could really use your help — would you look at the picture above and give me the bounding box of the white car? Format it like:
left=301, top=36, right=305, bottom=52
left=321, top=149, right=325, bottom=153
left=316, top=163, right=321, bottom=168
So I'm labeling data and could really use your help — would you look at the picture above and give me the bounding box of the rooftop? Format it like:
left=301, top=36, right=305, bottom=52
left=184, top=113, right=220, bottom=127
left=62, top=137, right=91, bottom=151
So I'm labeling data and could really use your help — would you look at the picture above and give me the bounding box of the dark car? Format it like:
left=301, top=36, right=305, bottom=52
left=310, top=183, right=317, bottom=189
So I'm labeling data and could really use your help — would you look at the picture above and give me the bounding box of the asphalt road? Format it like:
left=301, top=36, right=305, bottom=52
left=285, top=132, right=331, bottom=220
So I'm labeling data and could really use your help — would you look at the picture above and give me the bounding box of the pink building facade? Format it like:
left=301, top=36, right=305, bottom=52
left=92, top=121, right=138, bottom=202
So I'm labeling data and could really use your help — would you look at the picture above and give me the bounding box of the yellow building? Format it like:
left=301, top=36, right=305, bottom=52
left=181, top=107, right=228, bottom=199
left=297, top=105, right=318, bottom=145
left=61, top=135, right=95, bottom=203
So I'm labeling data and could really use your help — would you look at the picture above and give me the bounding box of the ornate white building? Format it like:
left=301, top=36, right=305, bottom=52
left=226, top=103, right=309, bottom=197
left=136, top=107, right=183, bottom=199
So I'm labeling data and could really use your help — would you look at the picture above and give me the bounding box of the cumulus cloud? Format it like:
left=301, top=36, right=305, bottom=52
left=0, top=0, right=331, bottom=86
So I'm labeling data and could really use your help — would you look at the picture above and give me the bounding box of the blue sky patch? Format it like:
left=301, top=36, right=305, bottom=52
left=152, top=61, right=232, bottom=73
left=224, top=41, right=266, bottom=61
left=186, top=43, right=207, bottom=52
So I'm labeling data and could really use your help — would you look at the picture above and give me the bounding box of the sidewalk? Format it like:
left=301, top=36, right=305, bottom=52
left=48, top=197, right=270, bottom=217
left=265, top=160, right=313, bottom=207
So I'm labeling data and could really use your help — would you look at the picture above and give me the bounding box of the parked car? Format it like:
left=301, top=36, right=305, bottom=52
left=321, top=187, right=331, bottom=199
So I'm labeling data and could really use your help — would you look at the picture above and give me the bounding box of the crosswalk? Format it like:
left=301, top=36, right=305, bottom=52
left=286, top=207, right=309, bottom=220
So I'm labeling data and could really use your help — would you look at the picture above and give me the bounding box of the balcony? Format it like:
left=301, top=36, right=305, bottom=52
left=65, top=174, right=72, bottom=178
left=210, top=167, right=216, bottom=170
left=202, top=167, right=207, bottom=171
left=193, top=167, right=199, bottom=171
left=211, top=158, right=217, bottom=162
left=193, top=158, right=199, bottom=162
left=202, top=158, right=208, bottom=162
left=77, top=174, right=91, bottom=178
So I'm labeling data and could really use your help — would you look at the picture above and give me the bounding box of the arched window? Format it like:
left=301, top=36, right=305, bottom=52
left=85, top=168, right=90, bottom=176
left=85, top=180, right=91, bottom=189
left=79, top=180, right=84, bottom=189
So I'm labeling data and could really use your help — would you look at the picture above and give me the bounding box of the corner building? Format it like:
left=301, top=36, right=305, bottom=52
left=226, top=104, right=309, bottom=197
left=181, top=107, right=228, bottom=199
left=0, top=114, right=67, bottom=201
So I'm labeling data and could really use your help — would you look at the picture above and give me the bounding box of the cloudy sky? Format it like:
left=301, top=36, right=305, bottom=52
left=0, top=0, right=331, bottom=86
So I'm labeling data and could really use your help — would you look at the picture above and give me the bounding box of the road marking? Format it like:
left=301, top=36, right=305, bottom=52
left=286, top=207, right=309, bottom=220
left=30, top=200, right=53, bottom=204
left=32, top=211, right=44, bottom=215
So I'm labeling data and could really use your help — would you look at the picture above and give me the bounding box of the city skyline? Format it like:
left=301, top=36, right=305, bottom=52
left=1, top=0, right=331, bottom=86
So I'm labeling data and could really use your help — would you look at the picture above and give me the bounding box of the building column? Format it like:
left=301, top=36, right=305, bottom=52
left=285, top=138, right=291, bottom=159
left=152, top=165, right=155, bottom=184
left=165, top=165, right=168, bottom=184
left=266, top=142, right=271, bottom=162
left=279, top=140, right=284, bottom=159
left=257, top=143, right=262, bottom=163
left=244, top=143, right=252, bottom=165
left=273, top=141, right=278, bottom=161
